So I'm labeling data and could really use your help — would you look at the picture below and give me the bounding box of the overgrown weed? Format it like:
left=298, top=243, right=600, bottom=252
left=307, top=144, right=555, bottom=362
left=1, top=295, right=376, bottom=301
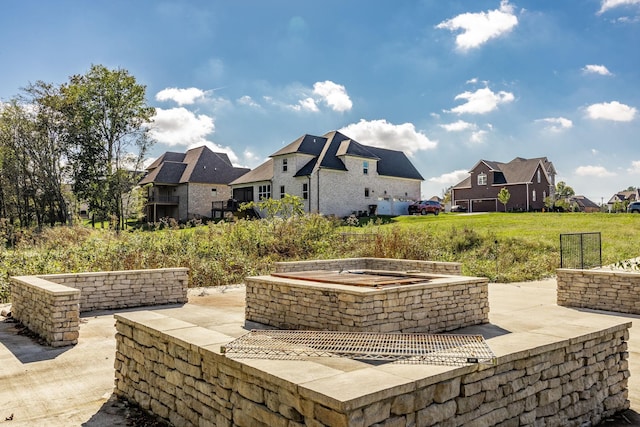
left=1, top=212, right=638, bottom=303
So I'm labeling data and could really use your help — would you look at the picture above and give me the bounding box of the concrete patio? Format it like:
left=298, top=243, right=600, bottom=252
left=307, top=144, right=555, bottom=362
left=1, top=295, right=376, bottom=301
left=0, top=279, right=638, bottom=426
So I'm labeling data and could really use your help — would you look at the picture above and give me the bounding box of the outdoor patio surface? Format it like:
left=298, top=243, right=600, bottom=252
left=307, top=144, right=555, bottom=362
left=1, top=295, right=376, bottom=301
left=0, top=279, right=638, bottom=426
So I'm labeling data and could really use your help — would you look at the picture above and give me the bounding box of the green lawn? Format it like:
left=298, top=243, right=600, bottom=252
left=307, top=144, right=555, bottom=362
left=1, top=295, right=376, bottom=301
left=358, top=212, right=640, bottom=280
left=393, top=212, right=640, bottom=258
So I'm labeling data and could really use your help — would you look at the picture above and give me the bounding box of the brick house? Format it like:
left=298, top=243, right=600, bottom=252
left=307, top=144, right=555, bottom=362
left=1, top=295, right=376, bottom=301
left=230, top=130, right=424, bottom=217
left=451, top=157, right=556, bottom=212
left=139, top=146, right=250, bottom=222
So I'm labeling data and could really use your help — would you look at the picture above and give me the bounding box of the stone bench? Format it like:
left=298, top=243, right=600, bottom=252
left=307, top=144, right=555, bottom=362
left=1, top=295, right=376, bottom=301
left=9, top=268, right=188, bottom=347
left=557, top=268, right=640, bottom=314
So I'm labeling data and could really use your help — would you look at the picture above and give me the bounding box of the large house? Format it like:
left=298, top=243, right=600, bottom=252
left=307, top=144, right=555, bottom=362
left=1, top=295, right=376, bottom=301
left=607, top=189, right=639, bottom=212
left=139, top=146, right=250, bottom=222
left=230, top=130, right=424, bottom=217
left=451, top=157, right=556, bottom=212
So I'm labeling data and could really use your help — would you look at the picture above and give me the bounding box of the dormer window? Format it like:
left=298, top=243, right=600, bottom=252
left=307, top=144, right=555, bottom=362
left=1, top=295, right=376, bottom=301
left=363, top=161, right=369, bottom=175
left=282, top=158, right=288, bottom=172
left=477, top=173, right=487, bottom=186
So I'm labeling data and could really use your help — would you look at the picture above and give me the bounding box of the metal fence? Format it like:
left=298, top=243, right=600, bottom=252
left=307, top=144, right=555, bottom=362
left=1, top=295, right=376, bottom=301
left=559, top=232, right=602, bottom=269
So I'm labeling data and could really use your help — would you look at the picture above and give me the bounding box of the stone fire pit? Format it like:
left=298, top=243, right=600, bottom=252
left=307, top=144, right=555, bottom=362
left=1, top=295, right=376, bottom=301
left=245, top=257, right=489, bottom=334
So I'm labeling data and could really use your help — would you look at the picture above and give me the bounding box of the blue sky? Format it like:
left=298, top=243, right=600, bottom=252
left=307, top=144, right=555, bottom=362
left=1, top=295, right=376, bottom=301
left=1, top=0, right=639, bottom=204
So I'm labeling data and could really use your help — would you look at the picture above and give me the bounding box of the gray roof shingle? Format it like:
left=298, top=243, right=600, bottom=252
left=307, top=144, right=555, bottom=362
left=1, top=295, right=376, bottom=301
left=139, top=146, right=250, bottom=186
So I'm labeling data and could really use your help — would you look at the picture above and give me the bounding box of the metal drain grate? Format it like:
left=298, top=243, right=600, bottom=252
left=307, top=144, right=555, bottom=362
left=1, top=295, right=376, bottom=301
left=222, top=330, right=495, bottom=366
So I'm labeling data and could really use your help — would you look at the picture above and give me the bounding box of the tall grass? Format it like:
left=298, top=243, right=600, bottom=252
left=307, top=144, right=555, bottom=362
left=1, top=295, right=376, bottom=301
left=1, top=212, right=639, bottom=303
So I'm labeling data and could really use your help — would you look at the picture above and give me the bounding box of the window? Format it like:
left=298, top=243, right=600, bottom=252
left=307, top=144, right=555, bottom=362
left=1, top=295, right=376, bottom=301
left=282, top=158, right=288, bottom=172
left=364, top=187, right=370, bottom=198
left=211, top=187, right=217, bottom=195
left=363, top=161, right=369, bottom=175
left=280, top=185, right=285, bottom=199
left=537, top=169, right=541, bottom=183
left=258, top=184, right=271, bottom=200
left=543, top=191, right=546, bottom=200
left=302, top=183, right=308, bottom=200
left=532, top=190, right=537, bottom=202
left=477, top=173, right=487, bottom=186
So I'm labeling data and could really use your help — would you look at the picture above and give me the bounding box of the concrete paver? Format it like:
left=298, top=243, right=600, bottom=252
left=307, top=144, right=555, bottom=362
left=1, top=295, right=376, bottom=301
left=0, top=281, right=639, bottom=425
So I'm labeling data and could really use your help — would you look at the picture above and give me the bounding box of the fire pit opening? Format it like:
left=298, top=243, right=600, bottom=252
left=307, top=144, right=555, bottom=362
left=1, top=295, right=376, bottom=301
left=271, top=269, right=436, bottom=288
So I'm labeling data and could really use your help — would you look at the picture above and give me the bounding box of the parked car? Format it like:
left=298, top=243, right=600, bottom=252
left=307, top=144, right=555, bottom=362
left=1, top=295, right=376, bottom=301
left=628, top=201, right=640, bottom=213
left=450, top=205, right=468, bottom=213
left=408, top=200, right=442, bottom=215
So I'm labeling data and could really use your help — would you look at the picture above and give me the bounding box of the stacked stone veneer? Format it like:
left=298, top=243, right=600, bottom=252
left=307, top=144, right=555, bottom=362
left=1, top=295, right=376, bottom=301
left=9, top=276, right=81, bottom=347
left=246, top=258, right=484, bottom=334
left=114, top=312, right=631, bottom=427
left=274, top=257, right=462, bottom=275
left=557, top=268, right=640, bottom=314
left=556, top=268, right=640, bottom=314
left=9, top=268, right=188, bottom=347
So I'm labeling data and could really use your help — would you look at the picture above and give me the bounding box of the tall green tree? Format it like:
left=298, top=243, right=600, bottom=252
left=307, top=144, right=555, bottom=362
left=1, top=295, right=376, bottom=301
left=0, top=91, right=69, bottom=228
left=19, top=81, right=71, bottom=226
left=0, top=102, right=29, bottom=225
left=61, top=65, right=155, bottom=230
left=555, top=181, right=575, bottom=199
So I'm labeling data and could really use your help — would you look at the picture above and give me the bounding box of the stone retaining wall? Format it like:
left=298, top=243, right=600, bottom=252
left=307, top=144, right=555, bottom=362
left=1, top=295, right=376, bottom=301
left=274, top=257, right=462, bottom=275
left=114, top=312, right=631, bottom=427
left=9, top=268, right=188, bottom=347
left=557, top=268, right=640, bottom=314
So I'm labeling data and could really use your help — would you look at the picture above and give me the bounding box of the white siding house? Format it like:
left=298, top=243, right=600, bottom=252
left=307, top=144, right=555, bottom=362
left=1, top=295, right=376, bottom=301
left=230, top=131, right=423, bottom=217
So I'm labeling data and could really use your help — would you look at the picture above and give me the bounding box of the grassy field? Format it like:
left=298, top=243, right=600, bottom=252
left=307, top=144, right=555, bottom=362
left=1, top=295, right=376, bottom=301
left=392, top=211, right=640, bottom=263
left=1, top=212, right=638, bottom=303
left=377, top=212, right=639, bottom=280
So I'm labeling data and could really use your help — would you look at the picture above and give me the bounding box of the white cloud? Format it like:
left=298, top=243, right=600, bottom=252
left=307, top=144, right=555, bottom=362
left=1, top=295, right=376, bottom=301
left=535, top=117, right=573, bottom=132
left=450, top=87, right=515, bottom=114
left=440, top=120, right=476, bottom=132
left=436, top=0, right=518, bottom=50
left=586, top=101, right=637, bottom=121
left=582, top=64, right=613, bottom=76
left=428, top=169, right=470, bottom=186
left=470, top=130, right=488, bottom=143
left=148, top=107, right=215, bottom=146
left=155, top=87, right=207, bottom=106
left=575, top=165, right=616, bottom=177
left=237, top=95, right=260, bottom=108
left=339, top=119, right=437, bottom=156
left=312, top=81, right=353, bottom=112
left=147, top=107, right=242, bottom=164
left=242, top=149, right=264, bottom=168
left=294, top=97, right=319, bottom=112
left=598, top=0, right=640, bottom=15
left=627, top=160, right=640, bottom=173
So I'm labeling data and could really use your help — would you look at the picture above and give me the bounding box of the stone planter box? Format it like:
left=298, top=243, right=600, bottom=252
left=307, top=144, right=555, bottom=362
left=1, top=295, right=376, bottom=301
left=9, top=268, right=188, bottom=347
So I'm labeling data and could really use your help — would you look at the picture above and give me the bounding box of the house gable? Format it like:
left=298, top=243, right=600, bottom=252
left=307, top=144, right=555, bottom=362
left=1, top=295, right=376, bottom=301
left=229, top=130, right=423, bottom=217
left=140, top=145, right=251, bottom=221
